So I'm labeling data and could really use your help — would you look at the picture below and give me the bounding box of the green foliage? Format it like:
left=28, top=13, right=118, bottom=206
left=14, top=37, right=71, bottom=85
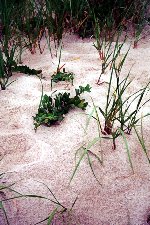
left=51, top=44, right=74, bottom=88
left=0, top=0, right=149, bottom=58
left=134, top=119, right=150, bottom=164
left=93, top=28, right=129, bottom=83
left=0, top=0, right=43, bottom=90
left=51, top=70, right=74, bottom=83
left=70, top=137, right=102, bottom=185
left=75, top=84, right=91, bottom=95
left=0, top=45, right=17, bottom=90
left=51, top=68, right=74, bottom=89
left=33, top=84, right=91, bottom=130
left=98, top=66, right=150, bottom=149
left=0, top=46, right=42, bottom=90
left=12, top=65, right=42, bottom=76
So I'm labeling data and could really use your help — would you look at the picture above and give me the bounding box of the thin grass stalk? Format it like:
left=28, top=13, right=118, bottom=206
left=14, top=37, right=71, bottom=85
left=133, top=118, right=150, bottom=164
left=118, top=128, right=134, bottom=172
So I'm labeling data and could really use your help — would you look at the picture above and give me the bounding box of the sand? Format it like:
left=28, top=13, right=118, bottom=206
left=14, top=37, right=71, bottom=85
left=0, top=33, right=150, bottom=225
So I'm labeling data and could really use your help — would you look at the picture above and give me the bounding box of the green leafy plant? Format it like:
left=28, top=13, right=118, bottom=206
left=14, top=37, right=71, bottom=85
left=33, top=84, right=91, bottom=130
left=12, top=64, right=42, bottom=76
left=51, top=42, right=74, bottom=89
left=51, top=67, right=74, bottom=90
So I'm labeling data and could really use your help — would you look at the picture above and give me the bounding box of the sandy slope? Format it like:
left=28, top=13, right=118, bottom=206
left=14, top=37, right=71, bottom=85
left=0, top=33, right=150, bottom=225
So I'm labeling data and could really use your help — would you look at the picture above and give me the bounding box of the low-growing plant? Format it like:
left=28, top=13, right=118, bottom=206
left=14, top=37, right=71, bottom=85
left=51, top=66, right=74, bottom=90
left=12, top=64, right=42, bottom=76
left=33, top=84, right=91, bottom=130
left=0, top=46, right=42, bottom=90
left=51, top=42, right=74, bottom=89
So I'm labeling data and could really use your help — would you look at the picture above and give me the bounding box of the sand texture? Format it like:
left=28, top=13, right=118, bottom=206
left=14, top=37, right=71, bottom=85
left=0, top=34, right=150, bottom=225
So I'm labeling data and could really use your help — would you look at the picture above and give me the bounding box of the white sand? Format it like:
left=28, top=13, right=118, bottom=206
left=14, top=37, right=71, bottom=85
left=0, top=33, right=150, bottom=225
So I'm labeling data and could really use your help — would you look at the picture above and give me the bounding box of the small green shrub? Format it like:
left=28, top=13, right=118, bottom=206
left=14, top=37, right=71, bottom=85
left=33, top=84, right=91, bottom=130
left=51, top=67, right=74, bottom=90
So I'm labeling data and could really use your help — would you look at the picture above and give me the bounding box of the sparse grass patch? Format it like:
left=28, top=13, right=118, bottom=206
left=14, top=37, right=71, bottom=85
left=0, top=172, right=77, bottom=225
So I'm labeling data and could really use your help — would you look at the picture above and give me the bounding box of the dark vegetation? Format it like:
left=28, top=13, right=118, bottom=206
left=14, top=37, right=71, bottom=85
left=0, top=0, right=149, bottom=89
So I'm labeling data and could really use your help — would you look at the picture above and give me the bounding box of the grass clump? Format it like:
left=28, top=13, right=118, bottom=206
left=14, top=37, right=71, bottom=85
left=70, top=74, right=150, bottom=182
left=0, top=46, right=17, bottom=90
left=93, top=24, right=129, bottom=84
left=97, top=58, right=150, bottom=149
left=33, top=84, right=91, bottom=130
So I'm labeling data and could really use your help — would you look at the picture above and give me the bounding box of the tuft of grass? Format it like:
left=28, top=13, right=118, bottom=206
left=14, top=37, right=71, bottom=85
left=99, top=64, right=150, bottom=148
left=0, top=45, right=17, bottom=90
left=94, top=27, right=128, bottom=84
left=70, top=137, right=102, bottom=185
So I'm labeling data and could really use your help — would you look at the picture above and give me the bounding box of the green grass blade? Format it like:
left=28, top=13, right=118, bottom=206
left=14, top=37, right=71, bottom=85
left=47, top=207, right=58, bottom=225
left=134, top=121, right=150, bottom=164
left=118, top=128, right=134, bottom=172
left=86, top=151, right=102, bottom=185
left=70, top=137, right=101, bottom=184
left=0, top=201, right=10, bottom=225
